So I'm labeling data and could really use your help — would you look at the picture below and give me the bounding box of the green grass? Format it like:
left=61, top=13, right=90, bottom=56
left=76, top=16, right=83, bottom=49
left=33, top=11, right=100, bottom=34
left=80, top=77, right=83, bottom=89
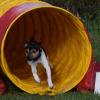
left=0, top=79, right=100, bottom=100
left=86, top=21, right=100, bottom=62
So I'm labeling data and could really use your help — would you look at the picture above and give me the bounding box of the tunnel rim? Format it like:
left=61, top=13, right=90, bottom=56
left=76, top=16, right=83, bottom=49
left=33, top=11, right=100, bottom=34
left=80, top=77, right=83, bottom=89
left=1, top=5, right=92, bottom=95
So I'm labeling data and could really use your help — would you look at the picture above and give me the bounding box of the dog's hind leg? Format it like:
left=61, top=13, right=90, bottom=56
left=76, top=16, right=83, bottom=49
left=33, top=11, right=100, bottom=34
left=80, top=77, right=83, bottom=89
left=28, top=61, right=40, bottom=83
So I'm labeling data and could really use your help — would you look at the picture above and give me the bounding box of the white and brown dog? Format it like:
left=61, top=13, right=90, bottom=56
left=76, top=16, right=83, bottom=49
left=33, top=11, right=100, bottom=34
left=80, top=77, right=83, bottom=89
left=24, top=39, right=53, bottom=88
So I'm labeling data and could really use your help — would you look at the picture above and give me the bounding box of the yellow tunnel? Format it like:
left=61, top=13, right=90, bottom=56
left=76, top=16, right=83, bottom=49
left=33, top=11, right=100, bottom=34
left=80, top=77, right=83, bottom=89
left=0, top=0, right=92, bottom=95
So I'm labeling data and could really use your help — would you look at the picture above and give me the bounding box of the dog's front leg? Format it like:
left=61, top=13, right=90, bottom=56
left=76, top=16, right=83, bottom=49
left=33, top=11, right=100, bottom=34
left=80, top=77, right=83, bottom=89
left=40, top=51, right=54, bottom=88
left=27, top=61, right=40, bottom=83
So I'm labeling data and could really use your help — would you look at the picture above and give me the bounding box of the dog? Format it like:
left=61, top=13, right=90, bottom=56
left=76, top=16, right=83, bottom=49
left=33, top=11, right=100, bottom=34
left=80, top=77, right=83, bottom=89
left=24, top=39, right=53, bottom=88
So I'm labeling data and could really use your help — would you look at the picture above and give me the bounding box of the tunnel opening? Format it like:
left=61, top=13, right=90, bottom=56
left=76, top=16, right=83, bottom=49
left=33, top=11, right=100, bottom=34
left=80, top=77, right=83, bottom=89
left=2, top=7, right=92, bottom=94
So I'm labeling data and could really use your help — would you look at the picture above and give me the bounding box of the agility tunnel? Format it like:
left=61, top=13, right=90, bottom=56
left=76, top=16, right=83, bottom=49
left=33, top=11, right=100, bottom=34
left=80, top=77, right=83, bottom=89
left=0, top=0, right=92, bottom=95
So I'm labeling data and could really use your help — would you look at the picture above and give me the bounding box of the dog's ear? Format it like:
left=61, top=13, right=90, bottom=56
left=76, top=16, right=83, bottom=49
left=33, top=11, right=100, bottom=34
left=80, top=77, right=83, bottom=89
left=24, top=42, right=28, bottom=48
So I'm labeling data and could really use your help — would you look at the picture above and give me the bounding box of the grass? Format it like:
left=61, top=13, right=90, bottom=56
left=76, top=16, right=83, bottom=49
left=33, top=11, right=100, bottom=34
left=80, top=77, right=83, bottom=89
left=84, top=19, right=100, bottom=62
left=0, top=79, right=100, bottom=100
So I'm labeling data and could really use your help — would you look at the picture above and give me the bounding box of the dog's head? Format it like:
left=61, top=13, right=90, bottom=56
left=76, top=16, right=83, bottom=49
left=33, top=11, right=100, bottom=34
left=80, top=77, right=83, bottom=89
left=24, top=39, right=42, bottom=61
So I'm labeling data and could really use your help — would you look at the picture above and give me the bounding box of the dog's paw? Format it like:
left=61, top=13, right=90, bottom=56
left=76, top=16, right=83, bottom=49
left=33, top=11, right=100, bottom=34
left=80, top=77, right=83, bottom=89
left=48, top=80, right=54, bottom=88
left=49, top=83, right=54, bottom=89
left=34, top=74, right=41, bottom=83
left=35, top=77, right=40, bottom=83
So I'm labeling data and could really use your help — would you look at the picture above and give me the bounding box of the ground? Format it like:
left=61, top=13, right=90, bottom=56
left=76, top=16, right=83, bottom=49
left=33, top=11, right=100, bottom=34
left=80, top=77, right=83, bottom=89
left=0, top=78, right=100, bottom=100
